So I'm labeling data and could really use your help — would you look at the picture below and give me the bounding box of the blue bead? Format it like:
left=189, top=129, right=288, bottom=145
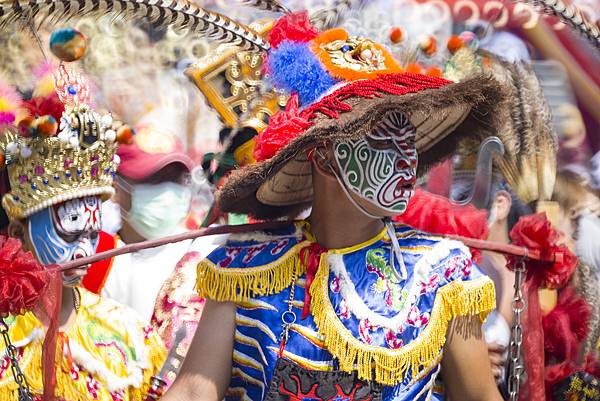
left=77, top=169, right=82, bottom=176
left=105, top=167, right=110, bottom=173
left=54, top=175, right=60, bottom=181
left=111, top=171, right=116, bottom=177
left=31, top=184, right=37, bottom=190
left=68, top=85, right=77, bottom=95
left=13, top=195, right=19, bottom=201
left=341, top=45, right=352, bottom=53
left=66, top=171, right=72, bottom=178
left=43, top=178, right=49, bottom=185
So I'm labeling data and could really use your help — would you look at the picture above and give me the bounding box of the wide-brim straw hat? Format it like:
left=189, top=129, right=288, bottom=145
left=218, top=72, right=503, bottom=220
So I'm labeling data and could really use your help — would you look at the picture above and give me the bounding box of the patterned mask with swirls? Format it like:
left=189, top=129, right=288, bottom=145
left=334, top=111, right=417, bottom=215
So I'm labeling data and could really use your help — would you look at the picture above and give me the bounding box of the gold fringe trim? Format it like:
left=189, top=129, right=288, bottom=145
left=0, top=332, right=165, bottom=401
left=310, top=256, right=496, bottom=386
left=196, top=242, right=309, bottom=303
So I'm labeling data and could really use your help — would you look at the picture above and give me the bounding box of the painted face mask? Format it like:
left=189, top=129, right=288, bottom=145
left=28, top=196, right=102, bottom=286
left=334, top=111, right=417, bottom=215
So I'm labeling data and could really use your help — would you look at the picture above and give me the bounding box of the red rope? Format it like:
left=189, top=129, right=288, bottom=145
left=302, top=73, right=452, bottom=122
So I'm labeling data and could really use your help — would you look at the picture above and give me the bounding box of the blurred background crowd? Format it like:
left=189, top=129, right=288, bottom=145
left=1, top=0, right=600, bottom=400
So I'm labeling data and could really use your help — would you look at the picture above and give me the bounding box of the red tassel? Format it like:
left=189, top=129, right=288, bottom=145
left=300, top=243, right=327, bottom=320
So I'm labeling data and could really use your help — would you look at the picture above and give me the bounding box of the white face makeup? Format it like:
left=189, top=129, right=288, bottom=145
left=334, top=111, right=417, bottom=215
left=28, top=196, right=102, bottom=286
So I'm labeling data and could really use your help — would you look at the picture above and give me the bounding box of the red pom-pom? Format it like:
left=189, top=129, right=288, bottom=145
left=21, top=92, right=65, bottom=125
left=389, top=27, right=404, bottom=44
left=268, top=11, right=320, bottom=49
left=508, top=213, right=578, bottom=289
left=393, top=189, right=488, bottom=261
left=0, top=236, right=48, bottom=318
left=253, top=94, right=313, bottom=161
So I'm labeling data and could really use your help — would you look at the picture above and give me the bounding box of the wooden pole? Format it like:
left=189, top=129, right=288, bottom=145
left=57, top=221, right=560, bottom=272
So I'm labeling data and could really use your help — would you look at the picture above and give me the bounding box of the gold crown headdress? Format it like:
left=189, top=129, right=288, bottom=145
left=0, top=30, right=124, bottom=220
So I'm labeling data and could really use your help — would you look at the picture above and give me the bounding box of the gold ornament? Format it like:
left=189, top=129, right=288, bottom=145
left=321, top=37, right=387, bottom=73
left=185, top=20, right=287, bottom=134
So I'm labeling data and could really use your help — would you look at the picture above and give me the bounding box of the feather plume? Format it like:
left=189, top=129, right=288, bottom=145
left=0, top=79, right=21, bottom=127
left=240, top=0, right=290, bottom=14
left=0, top=0, right=270, bottom=52
left=309, top=0, right=369, bottom=30
left=515, top=0, right=600, bottom=50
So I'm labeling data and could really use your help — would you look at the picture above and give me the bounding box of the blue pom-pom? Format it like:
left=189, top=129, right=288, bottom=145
left=267, top=41, right=338, bottom=106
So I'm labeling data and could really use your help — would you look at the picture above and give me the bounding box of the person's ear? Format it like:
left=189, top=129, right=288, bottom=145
left=492, top=190, right=512, bottom=222
left=8, top=220, right=26, bottom=241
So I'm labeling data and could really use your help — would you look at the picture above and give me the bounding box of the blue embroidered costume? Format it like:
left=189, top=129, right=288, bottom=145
left=196, top=221, right=495, bottom=401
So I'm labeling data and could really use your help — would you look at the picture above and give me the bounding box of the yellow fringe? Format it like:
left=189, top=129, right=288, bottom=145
left=196, top=243, right=309, bottom=303
left=310, top=256, right=496, bottom=386
left=0, top=305, right=166, bottom=401
left=0, top=335, right=165, bottom=401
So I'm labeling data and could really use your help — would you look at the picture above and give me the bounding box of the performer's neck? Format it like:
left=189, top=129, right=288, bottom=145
left=309, top=167, right=384, bottom=250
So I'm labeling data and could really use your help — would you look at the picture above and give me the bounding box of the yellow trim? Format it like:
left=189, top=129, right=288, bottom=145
left=196, top=241, right=310, bottom=303
left=309, top=255, right=496, bottom=386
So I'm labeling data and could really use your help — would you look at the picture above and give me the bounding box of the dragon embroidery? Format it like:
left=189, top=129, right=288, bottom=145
left=366, top=249, right=406, bottom=311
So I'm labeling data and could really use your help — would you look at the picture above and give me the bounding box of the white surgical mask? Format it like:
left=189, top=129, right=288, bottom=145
left=121, top=181, right=192, bottom=240
left=101, top=199, right=123, bottom=236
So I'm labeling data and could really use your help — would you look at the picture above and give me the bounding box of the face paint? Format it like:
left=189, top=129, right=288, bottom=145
left=28, top=196, right=102, bottom=286
left=334, top=111, right=417, bottom=214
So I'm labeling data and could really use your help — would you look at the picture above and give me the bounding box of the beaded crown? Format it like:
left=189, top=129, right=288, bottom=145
left=1, top=64, right=120, bottom=220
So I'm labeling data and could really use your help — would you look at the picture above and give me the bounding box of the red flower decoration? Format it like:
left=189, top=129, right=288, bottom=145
left=268, top=11, right=320, bottom=49
left=394, top=189, right=489, bottom=261
left=508, top=213, right=577, bottom=289
left=0, top=236, right=48, bottom=318
left=253, top=94, right=313, bottom=161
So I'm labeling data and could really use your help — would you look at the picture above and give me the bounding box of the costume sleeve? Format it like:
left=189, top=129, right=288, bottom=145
left=196, top=231, right=307, bottom=304
left=431, top=241, right=497, bottom=323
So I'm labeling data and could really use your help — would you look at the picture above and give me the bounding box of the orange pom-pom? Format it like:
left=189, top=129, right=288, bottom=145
left=389, top=27, right=404, bottom=44
left=447, top=34, right=464, bottom=54
left=32, top=115, right=58, bottom=137
left=426, top=66, right=443, bottom=77
left=406, top=63, right=423, bottom=74
left=116, top=125, right=135, bottom=145
left=419, top=35, right=437, bottom=56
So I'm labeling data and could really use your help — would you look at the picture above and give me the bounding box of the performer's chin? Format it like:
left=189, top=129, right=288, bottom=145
left=62, top=251, right=91, bottom=286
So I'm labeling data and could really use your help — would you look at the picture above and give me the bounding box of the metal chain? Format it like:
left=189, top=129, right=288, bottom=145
left=507, top=258, right=526, bottom=401
left=279, top=265, right=298, bottom=347
left=0, top=319, right=34, bottom=401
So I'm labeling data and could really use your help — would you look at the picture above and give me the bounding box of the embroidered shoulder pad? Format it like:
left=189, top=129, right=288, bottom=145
left=196, top=223, right=308, bottom=303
